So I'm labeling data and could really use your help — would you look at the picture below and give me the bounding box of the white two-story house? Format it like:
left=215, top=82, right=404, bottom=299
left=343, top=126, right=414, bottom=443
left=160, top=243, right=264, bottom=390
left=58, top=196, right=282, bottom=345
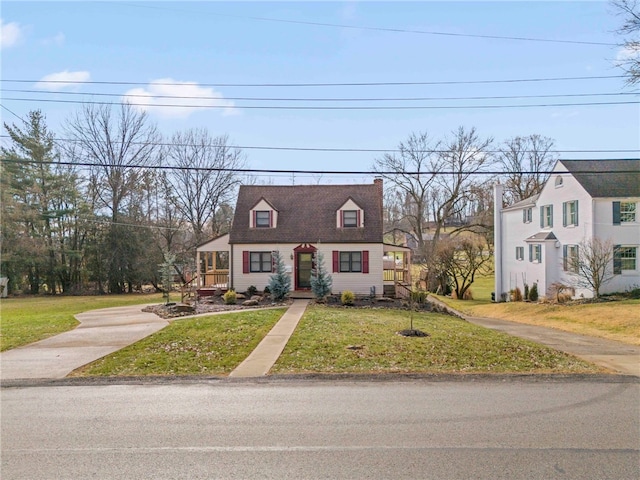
left=494, top=159, right=640, bottom=300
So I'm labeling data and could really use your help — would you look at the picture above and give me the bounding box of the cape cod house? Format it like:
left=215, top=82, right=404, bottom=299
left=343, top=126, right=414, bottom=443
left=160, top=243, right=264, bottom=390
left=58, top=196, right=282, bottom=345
left=493, top=159, right=640, bottom=300
left=196, top=179, right=411, bottom=297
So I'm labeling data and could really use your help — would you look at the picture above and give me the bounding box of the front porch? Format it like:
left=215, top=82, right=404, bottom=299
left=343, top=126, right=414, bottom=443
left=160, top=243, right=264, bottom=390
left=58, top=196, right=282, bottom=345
left=196, top=234, right=230, bottom=294
left=383, top=244, right=412, bottom=298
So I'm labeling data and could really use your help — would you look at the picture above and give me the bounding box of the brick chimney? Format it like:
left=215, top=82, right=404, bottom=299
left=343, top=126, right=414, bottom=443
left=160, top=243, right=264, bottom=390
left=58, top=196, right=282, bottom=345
left=373, top=177, right=383, bottom=215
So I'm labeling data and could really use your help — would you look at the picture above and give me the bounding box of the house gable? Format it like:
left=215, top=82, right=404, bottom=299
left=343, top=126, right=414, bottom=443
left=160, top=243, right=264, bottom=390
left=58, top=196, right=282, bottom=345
left=249, top=198, right=278, bottom=229
left=336, top=198, right=364, bottom=228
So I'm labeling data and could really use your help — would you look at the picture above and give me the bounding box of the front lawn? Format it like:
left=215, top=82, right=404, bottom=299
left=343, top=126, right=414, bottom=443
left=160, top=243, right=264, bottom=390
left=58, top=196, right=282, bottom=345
left=270, top=306, right=602, bottom=374
left=71, top=308, right=286, bottom=376
left=0, top=293, right=163, bottom=351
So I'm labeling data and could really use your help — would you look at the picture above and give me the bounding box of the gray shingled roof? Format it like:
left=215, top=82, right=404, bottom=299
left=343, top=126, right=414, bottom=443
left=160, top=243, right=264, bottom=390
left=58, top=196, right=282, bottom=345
left=526, top=232, right=557, bottom=241
left=560, top=159, right=640, bottom=197
left=229, top=183, right=383, bottom=244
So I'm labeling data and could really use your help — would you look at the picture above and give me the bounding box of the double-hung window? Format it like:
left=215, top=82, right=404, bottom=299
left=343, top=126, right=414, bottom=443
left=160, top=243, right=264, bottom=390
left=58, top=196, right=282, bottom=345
left=613, top=246, right=637, bottom=274
left=342, top=210, right=358, bottom=228
left=340, top=251, right=362, bottom=272
left=250, top=252, right=272, bottom=273
left=613, top=201, right=637, bottom=225
left=540, top=205, right=553, bottom=228
left=563, top=200, right=579, bottom=227
left=563, top=245, right=579, bottom=273
left=529, top=244, right=542, bottom=263
left=255, top=211, right=271, bottom=228
left=522, top=208, right=532, bottom=224
left=515, top=246, right=524, bottom=261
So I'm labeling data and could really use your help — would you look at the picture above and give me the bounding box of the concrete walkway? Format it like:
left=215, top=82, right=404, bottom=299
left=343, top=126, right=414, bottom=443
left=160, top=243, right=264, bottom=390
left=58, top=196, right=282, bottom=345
left=229, top=299, right=309, bottom=377
left=428, top=296, right=640, bottom=376
left=1, top=305, right=170, bottom=381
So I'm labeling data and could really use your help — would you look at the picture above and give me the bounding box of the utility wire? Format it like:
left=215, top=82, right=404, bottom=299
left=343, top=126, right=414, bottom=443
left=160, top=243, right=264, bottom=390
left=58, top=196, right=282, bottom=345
left=3, top=88, right=636, bottom=103
left=0, top=134, right=635, bottom=155
left=2, top=75, right=626, bottom=88
left=1, top=134, right=635, bottom=155
left=122, top=2, right=617, bottom=47
left=2, top=157, right=638, bottom=176
left=3, top=97, right=637, bottom=110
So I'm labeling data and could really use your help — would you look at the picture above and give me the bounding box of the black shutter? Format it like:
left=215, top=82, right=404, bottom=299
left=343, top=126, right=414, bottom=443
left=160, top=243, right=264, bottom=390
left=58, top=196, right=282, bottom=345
left=613, top=202, right=621, bottom=225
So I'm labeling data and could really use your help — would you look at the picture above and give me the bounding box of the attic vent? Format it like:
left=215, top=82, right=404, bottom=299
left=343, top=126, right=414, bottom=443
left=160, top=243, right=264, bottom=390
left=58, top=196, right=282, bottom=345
left=555, top=176, right=563, bottom=187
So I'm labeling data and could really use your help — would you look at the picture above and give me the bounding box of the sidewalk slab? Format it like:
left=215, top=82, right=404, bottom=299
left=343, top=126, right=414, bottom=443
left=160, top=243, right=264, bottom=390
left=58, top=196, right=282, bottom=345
left=229, top=299, right=309, bottom=378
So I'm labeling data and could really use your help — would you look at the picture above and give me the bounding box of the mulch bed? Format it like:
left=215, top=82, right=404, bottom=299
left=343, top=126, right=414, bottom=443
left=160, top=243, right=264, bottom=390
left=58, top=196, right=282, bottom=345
left=143, top=293, right=455, bottom=320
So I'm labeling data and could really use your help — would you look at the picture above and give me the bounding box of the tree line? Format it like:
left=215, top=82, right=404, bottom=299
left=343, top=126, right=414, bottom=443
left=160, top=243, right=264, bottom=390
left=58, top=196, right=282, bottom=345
left=1, top=104, right=557, bottom=296
left=1, top=105, right=245, bottom=294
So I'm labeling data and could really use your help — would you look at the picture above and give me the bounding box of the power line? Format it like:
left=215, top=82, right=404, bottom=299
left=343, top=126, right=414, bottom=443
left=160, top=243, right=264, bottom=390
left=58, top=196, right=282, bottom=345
left=2, top=75, right=626, bottom=88
left=3, top=88, right=636, bottom=103
left=122, top=2, right=617, bottom=47
left=4, top=97, right=637, bottom=110
left=2, top=157, right=638, bottom=176
left=1, top=135, right=636, bottom=155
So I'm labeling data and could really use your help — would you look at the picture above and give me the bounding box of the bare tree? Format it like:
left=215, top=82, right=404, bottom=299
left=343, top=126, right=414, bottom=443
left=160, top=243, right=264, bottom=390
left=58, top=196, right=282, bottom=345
left=373, top=132, right=442, bottom=254
left=163, top=129, right=244, bottom=246
left=65, top=103, right=161, bottom=293
left=612, top=0, right=640, bottom=85
left=433, top=235, right=493, bottom=300
left=497, top=134, right=557, bottom=205
left=432, top=127, right=495, bottom=244
left=571, top=237, right=615, bottom=298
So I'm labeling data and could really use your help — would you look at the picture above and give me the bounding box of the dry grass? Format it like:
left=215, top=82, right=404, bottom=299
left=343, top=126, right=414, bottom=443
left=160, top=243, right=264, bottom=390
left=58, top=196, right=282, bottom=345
left=458, top=300, right=640, bottom=346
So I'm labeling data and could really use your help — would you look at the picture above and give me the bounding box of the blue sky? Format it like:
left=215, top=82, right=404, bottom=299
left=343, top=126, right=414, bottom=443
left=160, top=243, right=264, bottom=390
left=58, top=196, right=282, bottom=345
left=2, top=1, right=638, bottom=183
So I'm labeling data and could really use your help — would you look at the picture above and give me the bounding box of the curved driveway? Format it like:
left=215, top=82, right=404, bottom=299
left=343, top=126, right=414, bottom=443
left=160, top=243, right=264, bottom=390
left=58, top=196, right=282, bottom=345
left=1, top=305, right=169, bottom=381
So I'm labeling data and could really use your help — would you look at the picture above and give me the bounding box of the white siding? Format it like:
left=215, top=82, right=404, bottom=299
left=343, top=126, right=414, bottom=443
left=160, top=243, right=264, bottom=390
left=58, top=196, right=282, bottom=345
left=497, top=162, right=640, bottom=299
left=231, top=243, right=384, bottom=296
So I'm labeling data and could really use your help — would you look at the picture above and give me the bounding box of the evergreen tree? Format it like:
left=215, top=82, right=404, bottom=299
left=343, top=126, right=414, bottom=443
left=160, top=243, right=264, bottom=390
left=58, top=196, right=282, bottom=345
left=268, top=251, right=291, bottom=301
left=310, top=251, right=332, bottom=300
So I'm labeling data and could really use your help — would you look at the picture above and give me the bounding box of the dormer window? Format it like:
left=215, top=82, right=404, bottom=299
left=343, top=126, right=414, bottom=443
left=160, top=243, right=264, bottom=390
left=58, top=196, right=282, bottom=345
left=255, top=211, right=271, bottom=228
left=342, top=210, right=358, bottom=228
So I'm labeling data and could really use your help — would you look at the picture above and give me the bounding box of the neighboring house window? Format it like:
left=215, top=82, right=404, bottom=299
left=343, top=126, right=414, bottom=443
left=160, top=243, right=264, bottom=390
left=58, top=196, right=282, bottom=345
left=342, top=210, right=359, bottom=228
left=540, top=205, right=553, bottom=228
left=249, top=252, right=272, bottom=273
left=563, top=244, right=579, bottom=273
left=529, top=244, right=542, bottom=263
left=522, top=208, right=532, bottom=224
left=563, top=200, right=579, bottom=227
left=515, top=246, right=524, bottom=261
left=332, top=250, right=369, bottom=273
left=613, top=201, right=637, bottom=225
left=254, top=210, right=271, bottom=228
left=613, top=245, right=637, bottom=274
left=555, top=176, right=563, bottom=187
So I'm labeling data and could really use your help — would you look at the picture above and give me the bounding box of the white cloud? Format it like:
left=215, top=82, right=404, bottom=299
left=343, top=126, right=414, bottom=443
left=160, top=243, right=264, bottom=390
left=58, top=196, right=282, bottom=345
left=123, top=79, right=236, bottom=119
left=42, top=32, right=65, bottom=47
left=1, top=19, right=24, bottom=49
left=35, top=70, right=90, bottom=91
left=616, top=45, right=640, bottom=62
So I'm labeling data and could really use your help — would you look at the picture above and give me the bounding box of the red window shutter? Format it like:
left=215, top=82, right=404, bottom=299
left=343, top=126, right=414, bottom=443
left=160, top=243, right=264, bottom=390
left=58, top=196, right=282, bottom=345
left=252, top=211, right=256, bottom=228
left=269, top=211, right=273, bottom=228
left=357, top=210, right=361, bottom=227
left=362, top=250, right=369, bottom=273
left=339, top=211, right=343, bottom=228
left=243, top=251, right=249, bottom=273
left=332, top=251, right=339, bottom=273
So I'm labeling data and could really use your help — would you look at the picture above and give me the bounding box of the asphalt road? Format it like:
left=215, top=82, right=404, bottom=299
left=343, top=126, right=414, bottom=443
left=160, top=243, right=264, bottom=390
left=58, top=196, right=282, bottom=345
left=2, top=377, right=639, bottom=479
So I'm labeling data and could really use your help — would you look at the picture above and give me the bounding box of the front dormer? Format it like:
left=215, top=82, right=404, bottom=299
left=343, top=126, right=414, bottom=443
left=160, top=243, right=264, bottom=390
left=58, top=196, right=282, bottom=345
left=250, top=198, right=277, bottom=228
left=337, top=198, right=364, bottom=228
